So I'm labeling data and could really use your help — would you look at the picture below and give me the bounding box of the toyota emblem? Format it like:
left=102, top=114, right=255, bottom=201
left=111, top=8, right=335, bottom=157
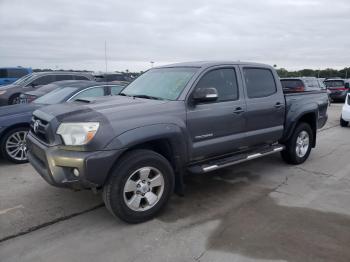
left=33, top=120, right=41, bottom=133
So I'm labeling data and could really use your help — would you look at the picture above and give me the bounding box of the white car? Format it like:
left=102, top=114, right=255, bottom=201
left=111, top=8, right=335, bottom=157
left=340, top=93, right=350, bottom=127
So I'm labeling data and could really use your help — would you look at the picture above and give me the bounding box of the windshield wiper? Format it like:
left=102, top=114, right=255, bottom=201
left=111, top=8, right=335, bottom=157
left=131, top=94, right=164, bottom=100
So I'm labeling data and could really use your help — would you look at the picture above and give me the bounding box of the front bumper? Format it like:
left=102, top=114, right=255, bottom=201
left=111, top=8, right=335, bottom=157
left=27, top=132, right=122, bottom=189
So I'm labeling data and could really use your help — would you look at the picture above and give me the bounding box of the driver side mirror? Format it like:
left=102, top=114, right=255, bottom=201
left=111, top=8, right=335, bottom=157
left=345, top=82, right=350, bottom=89
left=193, top=87, right=218, bottom=103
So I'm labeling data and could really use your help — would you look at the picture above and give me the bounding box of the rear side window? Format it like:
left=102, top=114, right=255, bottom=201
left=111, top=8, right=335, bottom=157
left=55, top=75, right=74, bottom=81
left=106, top=75, right=126, bottom=81
left=243, top=68, right=277, bottom=98
left=74, top=75, right=90, bottom=80
left=110, top=85, right=124, bottom=95
left=71, top=87, right=105, bottom=101
left=0, top=69, right=7, bottom=78
left=7, top=68, right=28, bottom=78
left=195, top=68, right=239, bottom=101
left=30, top=75, right=55, bottom=86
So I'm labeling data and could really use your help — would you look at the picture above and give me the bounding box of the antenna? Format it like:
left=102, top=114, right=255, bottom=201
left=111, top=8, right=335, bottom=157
left=104, top=40, right=108, bottom=74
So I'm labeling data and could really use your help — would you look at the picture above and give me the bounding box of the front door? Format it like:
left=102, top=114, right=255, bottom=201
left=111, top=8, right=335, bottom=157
left=187, top=66, right=247, bottom=161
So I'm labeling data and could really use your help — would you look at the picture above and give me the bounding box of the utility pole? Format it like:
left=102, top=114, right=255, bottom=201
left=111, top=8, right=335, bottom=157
left=104, top=40, right=108, bottom=73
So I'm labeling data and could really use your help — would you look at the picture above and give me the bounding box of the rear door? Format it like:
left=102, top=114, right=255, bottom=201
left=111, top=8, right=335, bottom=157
left=187, top=66, right=247, bottom=160
left=240, top=66, right=285, bottom=146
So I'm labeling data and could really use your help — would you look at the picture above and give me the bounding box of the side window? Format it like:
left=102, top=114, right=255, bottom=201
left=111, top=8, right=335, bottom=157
left=30, top=75, right=54, bottom=86
left=110, top=85, right=124, bottom=95
left=55, top=75, right=74, bottom=81
left=0, top=69, right=7, bottom=78
left=7, top=69, right=28, bottom=78
left=243, top=68, right=277, bottom=98
left=74, top=75, right=90, bottom=80
left=195, top=68, right=239, bottom=102
left=71, top=87, right=105, bottom=101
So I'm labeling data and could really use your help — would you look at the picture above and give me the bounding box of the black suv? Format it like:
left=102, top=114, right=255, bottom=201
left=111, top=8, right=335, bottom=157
left=324, top=79, right=350, bottom=102
left=0, top=71, right=94, bottom=106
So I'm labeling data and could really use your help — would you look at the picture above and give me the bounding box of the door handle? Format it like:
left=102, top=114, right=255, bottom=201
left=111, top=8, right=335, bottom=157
left=274, top=102, right=282, bottom=108
left=233, top=107, right=245, bottom=114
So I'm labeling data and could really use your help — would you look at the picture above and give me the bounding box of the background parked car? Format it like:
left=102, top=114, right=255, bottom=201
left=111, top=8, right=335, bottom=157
left=318, top=78, right=332, bottom=105
left=19, top=79, right=127, bottom=103
left=280, top=77, right=321, bottom=93
left=324, top=79, right=350, bottom=102
left=93, top=72, right=133, bottom=84
left=0, top=81, right=125, bottom=164
left=0, top=71, right=94, bottom=106
left=340, top=94, right=350, bottom=127
left=0, top=67, right=32, bottom=86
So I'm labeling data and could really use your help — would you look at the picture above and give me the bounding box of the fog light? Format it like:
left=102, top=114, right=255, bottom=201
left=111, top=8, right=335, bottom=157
left=73, top=168, right=80, bottom=177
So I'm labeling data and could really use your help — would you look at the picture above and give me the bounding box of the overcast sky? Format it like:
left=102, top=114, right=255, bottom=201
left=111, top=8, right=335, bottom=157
left=0, top=0, right=349, bottom=72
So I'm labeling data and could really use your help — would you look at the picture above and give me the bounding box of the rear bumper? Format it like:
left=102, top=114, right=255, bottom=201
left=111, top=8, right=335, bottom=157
left=27, top=132, right=122, bottom=189
left=329, top=91, right=348, bottom=101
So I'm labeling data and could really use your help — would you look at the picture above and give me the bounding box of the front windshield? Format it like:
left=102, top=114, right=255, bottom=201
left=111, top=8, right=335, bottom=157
left=33, top=87, right=79, bottom=104
left=13, top=73, right=36, bottom=85
left=121, top=67, right=197, bottom=100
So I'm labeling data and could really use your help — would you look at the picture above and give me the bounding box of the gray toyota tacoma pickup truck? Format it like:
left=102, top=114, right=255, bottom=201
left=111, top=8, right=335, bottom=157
left=27, top=61, right=328, bottom=223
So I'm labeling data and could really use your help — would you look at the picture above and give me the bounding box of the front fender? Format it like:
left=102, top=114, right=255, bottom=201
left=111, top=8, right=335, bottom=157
left=105, top=123, right=189, bottom=164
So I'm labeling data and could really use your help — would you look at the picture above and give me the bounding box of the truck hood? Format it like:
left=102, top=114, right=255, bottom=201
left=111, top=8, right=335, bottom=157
left=34, top=95, right=184, bottom=131
left=33, top=95, right=185, bottom=149
left=37, top=95, right=171, bottom=121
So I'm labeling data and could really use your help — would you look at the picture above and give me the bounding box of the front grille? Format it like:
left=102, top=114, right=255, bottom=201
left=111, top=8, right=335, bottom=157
left=30, top=116, right=50, bottom=143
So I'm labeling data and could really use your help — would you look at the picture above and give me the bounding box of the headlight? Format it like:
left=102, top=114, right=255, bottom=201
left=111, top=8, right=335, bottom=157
left=57, top=122, right=100, bottom=146
left=0, top=90, right=7, bottom=95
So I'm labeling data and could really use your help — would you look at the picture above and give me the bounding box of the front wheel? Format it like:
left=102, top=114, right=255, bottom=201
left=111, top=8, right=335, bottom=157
left=281, top=122, right=313, bottom=165
left=103, top=149, right=175, bottom=223
left=0, top=127, right=29, bottom=164
left=340, top=117, right=348, bottom=127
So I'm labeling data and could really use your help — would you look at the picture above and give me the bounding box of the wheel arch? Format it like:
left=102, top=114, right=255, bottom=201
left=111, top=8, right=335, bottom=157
left=283, top=111, right=317, bottom=147
left=104, top=124, right=188, bottom=194
left=0, top=123, right=30, bottom=142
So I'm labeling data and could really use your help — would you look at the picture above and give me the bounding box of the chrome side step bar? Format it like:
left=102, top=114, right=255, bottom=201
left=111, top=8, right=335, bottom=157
left=189, top=145, right=285, bottom=174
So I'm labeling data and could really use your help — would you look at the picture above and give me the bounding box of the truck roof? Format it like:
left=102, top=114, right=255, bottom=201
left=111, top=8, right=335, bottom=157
left=157, top=61, right=272, bottom=69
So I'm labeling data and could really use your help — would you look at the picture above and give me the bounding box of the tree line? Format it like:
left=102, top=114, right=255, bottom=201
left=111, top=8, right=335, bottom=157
left=276, top=67, right=350, bottom=79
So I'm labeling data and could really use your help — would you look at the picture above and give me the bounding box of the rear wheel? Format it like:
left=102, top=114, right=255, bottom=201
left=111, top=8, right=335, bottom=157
left=0, top=127, right=29, bottom=164
left=340, top=117, right=348, bottom=127
left=281, top=122, right=313, bottom=165
left=103, top=149, right=175, bottom=223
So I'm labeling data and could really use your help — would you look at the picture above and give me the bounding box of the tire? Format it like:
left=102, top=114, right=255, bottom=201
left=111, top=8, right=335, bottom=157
left=0, top=127, right=29, bottom=164
left=340, top=117, right=348, bottom=127
left=9, top=94, right=21, bottom=105
left=103, top=149, right=175, bottom=223
left=281, top=122, right=313, bottom=165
